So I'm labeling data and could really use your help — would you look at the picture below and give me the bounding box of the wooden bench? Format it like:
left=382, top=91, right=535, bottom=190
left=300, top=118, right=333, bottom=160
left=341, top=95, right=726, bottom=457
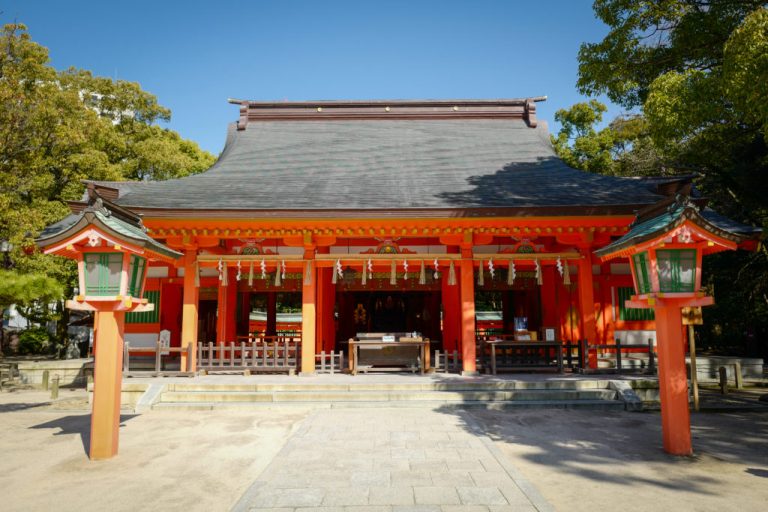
left=349, top=333, right=430, bottom=375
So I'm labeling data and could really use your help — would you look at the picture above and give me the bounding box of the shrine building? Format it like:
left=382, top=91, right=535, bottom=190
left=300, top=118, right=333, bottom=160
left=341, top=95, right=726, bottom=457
left=42, top=98, right=761, bottom=374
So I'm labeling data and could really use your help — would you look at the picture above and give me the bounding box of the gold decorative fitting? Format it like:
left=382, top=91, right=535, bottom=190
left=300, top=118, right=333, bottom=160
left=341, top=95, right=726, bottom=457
left=385, top=106, right=390, bottom=112
left=316, top=107, right=323, bottom=112
left=452, top=106, right=459, bottom=111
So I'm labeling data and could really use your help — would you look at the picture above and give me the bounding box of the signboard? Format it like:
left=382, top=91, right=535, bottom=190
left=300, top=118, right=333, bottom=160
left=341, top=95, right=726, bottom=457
left=682, top=307, right=703, bottom=326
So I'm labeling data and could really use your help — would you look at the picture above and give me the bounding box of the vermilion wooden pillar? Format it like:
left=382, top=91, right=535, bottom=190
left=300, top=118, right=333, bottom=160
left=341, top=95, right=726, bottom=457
left=225, top=269, right=237, bottom=341
left=301, top=255, right=317, bottom=374
left=90, top=310, right=125, bottom=460
left=180, top=250, right=199, bottom=371
left=541, top=266, right=558, bottom=330
left=441, top=269, right=461, bottom=352
left=654, top=302, right=692, bottom=455
left=459, top=257, right=477, bottom=374
left=317, top=268, right=336, bottom=353
left=577, top=256, right=598, bottom=368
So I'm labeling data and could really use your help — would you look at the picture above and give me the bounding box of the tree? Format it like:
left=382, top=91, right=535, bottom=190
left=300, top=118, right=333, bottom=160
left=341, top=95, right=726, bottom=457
left=551, top=100, right=665, bottom=176
left=0, top=23, right=216, bottom=350
left=568, top=2, right=768, bottom=355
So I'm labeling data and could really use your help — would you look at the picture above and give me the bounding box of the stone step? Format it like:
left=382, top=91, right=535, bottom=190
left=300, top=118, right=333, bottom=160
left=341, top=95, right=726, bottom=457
left=164, top=380, right=610, bottom=393
left=152, top=399, right=625, bottom=411
left=159, top=388, right=618, bottom=403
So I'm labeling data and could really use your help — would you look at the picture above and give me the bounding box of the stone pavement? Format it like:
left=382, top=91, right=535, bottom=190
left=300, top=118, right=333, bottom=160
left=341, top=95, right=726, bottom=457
left=232, top=408, right=554, bottom=512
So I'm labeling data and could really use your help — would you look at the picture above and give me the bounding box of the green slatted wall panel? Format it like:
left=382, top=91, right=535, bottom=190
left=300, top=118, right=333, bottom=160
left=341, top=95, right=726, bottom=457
left=617, top=287, right=655, bottom=321
left=126, top=290, right=160, bottom=324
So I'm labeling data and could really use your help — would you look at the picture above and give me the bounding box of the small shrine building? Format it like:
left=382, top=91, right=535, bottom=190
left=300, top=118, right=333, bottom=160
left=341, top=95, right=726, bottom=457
left=45, top=98, right=761, bottom=374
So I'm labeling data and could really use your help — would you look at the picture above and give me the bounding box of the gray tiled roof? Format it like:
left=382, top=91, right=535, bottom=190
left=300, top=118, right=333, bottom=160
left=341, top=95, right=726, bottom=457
left=115, top=119, right=667, bottom=211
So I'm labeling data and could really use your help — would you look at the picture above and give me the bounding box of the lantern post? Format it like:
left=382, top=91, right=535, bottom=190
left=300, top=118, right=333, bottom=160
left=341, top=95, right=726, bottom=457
left=596, top=196, right=756, bottom=455
left=37, top=196, right=181, bottom=459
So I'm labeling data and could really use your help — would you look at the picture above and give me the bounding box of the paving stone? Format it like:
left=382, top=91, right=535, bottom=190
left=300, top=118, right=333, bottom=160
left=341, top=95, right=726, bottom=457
left=446, top=460, right=486, bottom=472
left=456, top=487, right=508, bottom=506
left=296, top=508, right=347, bottom=512
left=236, top=408, right=550, bottom=512
left=345, top=507, right=393, bottom=512
left=489, top=506, right=536, bottom=512
left=429, top=471, right=475, bottom=487
left=372, top=459, right=411, bottom=471
left=391, top=431, right=420, bottom=441
left=413, top=487, right=461, bottom=505
left=469, top=472, right=513, bottom=487
left=497, top=485, right=531, bottom=506
left=393, top=506, right=443, bottom=512
left=391, top=470, right=433, bottom=486
left=369, top=486, right=416, bottom=506
left=322, top=488, right=370, bottom=506
left=479, top=460, right=504, bottom=473
left=252, top=488, right=327, bottom=508
left=410, top=461, right=449, bottom=472
left=350, top=470, right=390, bottom=487
left=391, top=448, right=426, bottom=460
left=440, top=506, right=490, bottom=512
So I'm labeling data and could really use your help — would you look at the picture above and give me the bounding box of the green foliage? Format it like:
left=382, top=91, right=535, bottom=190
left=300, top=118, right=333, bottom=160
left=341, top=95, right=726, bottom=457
left=570, top=2, right=768, bottom=355
left=17, top=327, right=51, bottom=355
left=0, top=23, right=216, bottom=336
left=0, top=270, right=63, bottom=312
left=551, top=101, right=665, bottom=176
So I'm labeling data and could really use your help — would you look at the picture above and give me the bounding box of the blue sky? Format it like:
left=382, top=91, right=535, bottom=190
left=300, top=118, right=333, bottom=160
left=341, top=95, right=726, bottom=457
left=3, top=0, right=623, bottom=155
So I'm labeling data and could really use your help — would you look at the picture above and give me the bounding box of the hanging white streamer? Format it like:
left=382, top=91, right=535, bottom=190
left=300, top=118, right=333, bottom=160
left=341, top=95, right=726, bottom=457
left=556, top=257, right=564, bottom=277
left=488, top=258, right=495, bottom=279
left=508, top=261, right=516, bottom=285
left=281, top=260, right=286, bottom=279
left=260, top=259, right=266, bottom=279
left=447, top=261, right=457, bottom=286
left=236, top=260, right=242, bottom=282
left=433, top=259, right=440, bottom=280
left=403, top=260, right=409, bottom=280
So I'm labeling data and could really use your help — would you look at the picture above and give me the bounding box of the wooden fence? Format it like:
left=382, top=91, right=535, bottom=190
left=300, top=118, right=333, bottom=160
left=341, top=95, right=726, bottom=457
left=123, top=340, right=195, bottom=377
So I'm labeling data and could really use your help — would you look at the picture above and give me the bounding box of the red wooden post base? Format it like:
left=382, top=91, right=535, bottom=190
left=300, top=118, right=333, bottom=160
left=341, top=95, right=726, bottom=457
left=654, top=304, right=692, bottom=456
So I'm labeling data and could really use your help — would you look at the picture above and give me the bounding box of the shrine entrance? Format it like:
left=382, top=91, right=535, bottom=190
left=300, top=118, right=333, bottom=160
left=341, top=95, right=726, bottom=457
left=336, top=291, right=442, bottom=347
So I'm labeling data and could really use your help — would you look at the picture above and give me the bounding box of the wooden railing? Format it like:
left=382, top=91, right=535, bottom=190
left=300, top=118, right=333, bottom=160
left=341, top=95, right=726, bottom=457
left=583, top=339, right=656, bottom=374
left=123, top=340, right=195, bottom=377
left=198, top=337, right=301, bottom=375
left=434, top=350, right=462, bottom=373
left=315, top=351, right=344, bottom=374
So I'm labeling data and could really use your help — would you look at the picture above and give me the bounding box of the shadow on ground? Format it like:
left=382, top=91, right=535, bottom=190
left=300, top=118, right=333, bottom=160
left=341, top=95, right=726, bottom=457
left=29, top=414, right=139, bottom=455
left=0, top=402, right=50, bottom=412
left=434, top=405, right=768, bottom=497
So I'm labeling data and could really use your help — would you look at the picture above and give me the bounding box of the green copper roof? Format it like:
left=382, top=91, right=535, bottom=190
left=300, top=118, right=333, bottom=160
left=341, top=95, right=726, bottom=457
left=37, top=197, right=181, bottom=260
left=595, top=198, right=754, bottom=258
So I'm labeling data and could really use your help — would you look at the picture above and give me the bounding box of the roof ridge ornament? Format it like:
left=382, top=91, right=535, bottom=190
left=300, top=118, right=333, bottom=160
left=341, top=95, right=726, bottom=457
left=670, top=193, right=700, bottom=213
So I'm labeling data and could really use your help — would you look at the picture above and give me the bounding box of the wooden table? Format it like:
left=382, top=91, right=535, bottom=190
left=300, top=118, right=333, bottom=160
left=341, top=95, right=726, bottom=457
left=349, top=340, right=430, bottom=375
left=482, top=340, right=563, bottom=374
